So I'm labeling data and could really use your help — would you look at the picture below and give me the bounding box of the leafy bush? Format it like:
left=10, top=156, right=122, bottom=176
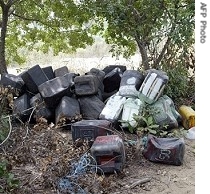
left=0, top=117, right=10, bottom=143
left=126, top=105, right=187, bottom=138
left=162, top=63, right=195, bottom=109
left=0, top=160, right=19, bottom=193
left=0, top=86, right=16, bottom=144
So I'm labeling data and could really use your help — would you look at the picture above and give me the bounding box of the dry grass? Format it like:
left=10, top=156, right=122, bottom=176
left=8, top=40, right=141, bottom=75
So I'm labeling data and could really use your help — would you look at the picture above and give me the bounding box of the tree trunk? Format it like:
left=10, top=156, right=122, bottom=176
left=0, top=4, right=9, bottom=76
left=135, top=38, right=150, bottom=70
left=153, top=36, right=171, bottom=69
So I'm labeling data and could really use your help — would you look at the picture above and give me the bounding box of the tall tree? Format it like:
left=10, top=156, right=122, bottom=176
left=80, top=0, right=195, bottom=70
left=0, top=0, right=93, bottom=75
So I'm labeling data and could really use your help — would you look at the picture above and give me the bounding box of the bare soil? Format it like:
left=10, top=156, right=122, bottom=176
left=0, top=122, right=195, bottom=194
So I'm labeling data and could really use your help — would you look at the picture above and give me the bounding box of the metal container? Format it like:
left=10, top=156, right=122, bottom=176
left=42, top=66, right=55, bottom=80
left=0, top=73, right=25, bottom=95
left=54, top=66, right=69, bottom=77
left=103, top=67, right=123, bottom=93
left=30, top=93, right=53, bottom=121
left=55, top=96, right=80, bottom=125
left=13, top=93, right=32, bottom=122
left=78, top=95, right=105, bottom=120
left=86, top=67, right=105, bottom=93
left=102, top=65, right=126, bottom=75
left=21, top=64, right=48, bottom=94
left=38, top=76, right=74, bottom=108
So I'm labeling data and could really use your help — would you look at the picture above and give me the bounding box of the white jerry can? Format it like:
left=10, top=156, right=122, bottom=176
left=120, top=98, right=145, bottom=128
left=138, top=69, right=169, bottom=104
left=99, top=94, right=126, bottom=122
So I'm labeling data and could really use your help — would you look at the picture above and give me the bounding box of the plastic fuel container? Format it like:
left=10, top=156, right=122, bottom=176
left=71, top=120, right=112, bottom=142
left=74, top=74, right=99, bottom=96
left=178, top=105, right=195, bottom=129
left=90, top=135, right=125, bottom=173
left=119, top=70, right=144, bottom=97
left=148, top=95, right=181, bottom=130
left=120, top=98, right=144, bottom=128
left=143, top=134, right=185, bottom=166
left=138, top=69, right=169, bottom=104
left=99, top=94, right=126, bottom=123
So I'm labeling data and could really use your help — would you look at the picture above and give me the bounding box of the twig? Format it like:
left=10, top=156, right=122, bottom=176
left=28, top=174, right=41, bottom=185
left=0, top=115, right=12, bottom=146
left=1, top=114, right=13, bottom=119
left=129, top=177, right=151, bottom=189
left=15, top=116, right=24, bottom=125
left=23, top=106, right=36, bottom=139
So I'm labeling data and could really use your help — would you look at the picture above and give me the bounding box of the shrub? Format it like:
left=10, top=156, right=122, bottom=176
left=162, top=63, right=195, bottom=109
left=0, top=160, right=19, bottom=193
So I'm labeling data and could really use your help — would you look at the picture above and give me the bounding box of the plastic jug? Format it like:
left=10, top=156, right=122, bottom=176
left=90, top=135, right=125, bottom=173
left=120, top=98, right=144, bottom=128
left=99, top=94, right=126, bottom=122
left=119, top=70, right=144, bottom=97
left=138, top=69, right=168, bottom=104
left=178, top=105, right=195, bottom=129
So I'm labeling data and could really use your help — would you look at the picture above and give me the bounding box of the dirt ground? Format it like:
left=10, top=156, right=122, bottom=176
left=118, top=138, right=195, bottom=194
left=0, top=122, right=195, bottom=194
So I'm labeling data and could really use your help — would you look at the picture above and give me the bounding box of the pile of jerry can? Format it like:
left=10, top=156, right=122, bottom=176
left=99, top=68, right=183, bottom=131
left=0, top=64, right=195, bottom=169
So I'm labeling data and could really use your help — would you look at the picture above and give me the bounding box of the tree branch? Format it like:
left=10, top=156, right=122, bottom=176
left=7, top=0, right=14, bottom=7
left=135, top=32, right=150, bottom=70
left=153, top=36, right=171, bottom=67
left=12, top=12, right=41, bottom=22
left=132, top=7, right=146, bottom=23
left=153, top=0, right=179, bottom=67
left=0, top=0, right=5, bottom=8
left=11, top=12, right=56, bottom=30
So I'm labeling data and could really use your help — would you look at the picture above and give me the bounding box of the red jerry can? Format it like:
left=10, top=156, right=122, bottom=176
left=90, top=135, right=125, bottom=173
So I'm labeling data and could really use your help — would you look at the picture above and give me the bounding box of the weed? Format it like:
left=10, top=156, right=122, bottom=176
left=0, top=160, right=19, bottom=193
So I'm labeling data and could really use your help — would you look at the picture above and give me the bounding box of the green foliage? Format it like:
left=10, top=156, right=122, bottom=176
left=163, top=63, right=189, bottom=99
left=127, top=106, right=160, bottom=135
left=135, top=115, right=187, bottom=138
left=136, top=115, right=160, bottom=136
left=128, top=105, right=187, bottom=138
left=0, top=116, right=10, bottom=143
left=80, top=0, right=195, bottom=69
left=166, top=127, right=188, bottom=138
left=0, top=160, right=19, bottom=193
left=0, top=86, right=15, bottom=144
left=161, top=51, right=195, bottom=108
left=0, top=0, right=94, bottom=67
left=0, top=0, right=195, bottom=74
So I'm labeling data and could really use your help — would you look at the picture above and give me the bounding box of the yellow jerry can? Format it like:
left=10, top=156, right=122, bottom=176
left=178, top=105, right=195, bottom=129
